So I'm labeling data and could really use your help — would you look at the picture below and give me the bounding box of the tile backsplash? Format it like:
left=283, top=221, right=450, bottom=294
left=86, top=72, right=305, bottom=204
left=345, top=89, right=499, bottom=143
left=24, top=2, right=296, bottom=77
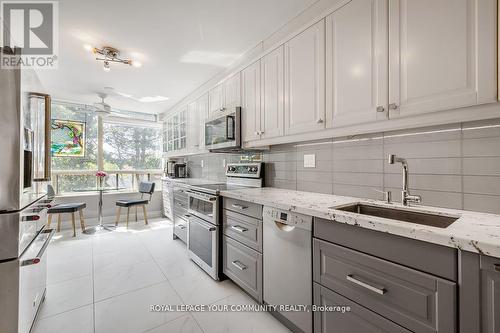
left=184, top=118, right=500, bottom=214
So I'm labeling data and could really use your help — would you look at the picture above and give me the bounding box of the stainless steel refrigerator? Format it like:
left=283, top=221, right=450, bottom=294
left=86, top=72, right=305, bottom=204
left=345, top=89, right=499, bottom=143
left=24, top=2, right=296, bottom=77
left=0, top=48, right=55, bottom=333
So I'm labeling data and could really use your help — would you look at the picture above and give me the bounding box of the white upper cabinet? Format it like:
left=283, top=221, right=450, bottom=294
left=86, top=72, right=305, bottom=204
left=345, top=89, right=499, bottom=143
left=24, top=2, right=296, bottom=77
left=241, top=60, right=261, bottom=143
left=388, top=0, right=497, bottom=118
left=197, top=93, right=209, bottom=148
left=187, top=100, right=199, bottom=152
left=223, top=72, right=241, bottom=110
left=284, top=20, right=326, bottom=136
left=209, top=84, right=224, bottom=116
left=209, top=73, right=241, bottom=116
left=326, top=0, right=388, bottom=128
left=261, top=46, right=285, bottom=140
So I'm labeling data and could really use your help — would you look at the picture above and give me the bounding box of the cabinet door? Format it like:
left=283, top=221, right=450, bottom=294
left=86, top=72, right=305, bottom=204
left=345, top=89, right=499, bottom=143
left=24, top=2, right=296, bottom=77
left=326, top=0, right=388, bottom=128
left=197, top=93, right=209, bottom=148
left=284, top=20, right=326, bottom=136
left=261, top=46, right=284, bottom=139
left=389, top=0, right=497, bottom=118
left=481, top=255, right=500, bottom=333
left=187, top=101, right=199, bottom=152
left=314, top=283, right=411, bottom=333
left=209, top=84, right=224, bottom=115
left=241, top=60, right=261, bottom=143
left=223, top=73, right=241, bottom=110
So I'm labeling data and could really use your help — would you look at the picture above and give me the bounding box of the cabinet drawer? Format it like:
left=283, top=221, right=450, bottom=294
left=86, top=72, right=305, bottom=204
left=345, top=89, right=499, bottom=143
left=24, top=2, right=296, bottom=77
left=224, top=198, right=262, bottom=220
left=223, top=209, right=262, bottom=252
left=314, top=217, right=457, bottom=281
left=314, top=283, right=411, bottom=333
left=313, top=239, right=456, bottom=333
left=173, top=215, right=188, bottom=243
left=223, top=236, right=262, bottom=302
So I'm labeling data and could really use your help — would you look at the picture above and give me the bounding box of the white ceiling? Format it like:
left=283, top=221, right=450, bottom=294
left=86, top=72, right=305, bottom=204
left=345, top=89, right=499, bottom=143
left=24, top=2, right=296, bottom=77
left=37, top=0, right=317, bottom=114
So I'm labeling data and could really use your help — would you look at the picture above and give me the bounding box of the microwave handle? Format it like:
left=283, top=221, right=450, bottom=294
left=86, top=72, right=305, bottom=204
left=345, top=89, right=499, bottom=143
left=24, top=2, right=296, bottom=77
left=32, top=93, right=52, bottom=182
left=226, top=115, right=235, bottom=140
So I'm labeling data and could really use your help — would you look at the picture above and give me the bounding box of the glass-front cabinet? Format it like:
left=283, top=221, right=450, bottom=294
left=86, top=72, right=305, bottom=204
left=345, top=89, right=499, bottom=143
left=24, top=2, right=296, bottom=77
left=163, top=108, right=187, bottom=154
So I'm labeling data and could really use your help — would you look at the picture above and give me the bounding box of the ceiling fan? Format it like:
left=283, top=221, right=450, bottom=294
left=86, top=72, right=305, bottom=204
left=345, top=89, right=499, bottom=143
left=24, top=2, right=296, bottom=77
left=91, top=92, right=129, bottom=118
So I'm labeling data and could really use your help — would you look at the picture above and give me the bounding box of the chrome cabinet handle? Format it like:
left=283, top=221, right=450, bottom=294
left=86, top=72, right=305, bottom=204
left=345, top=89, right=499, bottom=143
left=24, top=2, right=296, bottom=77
left=376, top=106, right=385, bottom=113
left=388, top=103, right=398, bottom=110
left=346, top=274, right=386, bottom=295
left=231, top=203, right=248, bottom=210
left=21, top=229, right=55, bottom=266
left=231, top=260, right=247, bottom=271
left=259, top=131, right=264, bottom=135
left=316, top=118, right=324, bottom=124
left=231, top=225, right=248, bottom=233
left=254, top=131, right=259, bottom=136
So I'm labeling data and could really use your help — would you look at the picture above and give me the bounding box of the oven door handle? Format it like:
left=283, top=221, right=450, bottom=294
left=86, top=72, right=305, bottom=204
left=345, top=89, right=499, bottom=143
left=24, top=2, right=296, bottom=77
left=190, top=216, right=216, bottom=232
left=186, top=190, right=217, bottom=202
left=21, top=228, right=55, bottom=266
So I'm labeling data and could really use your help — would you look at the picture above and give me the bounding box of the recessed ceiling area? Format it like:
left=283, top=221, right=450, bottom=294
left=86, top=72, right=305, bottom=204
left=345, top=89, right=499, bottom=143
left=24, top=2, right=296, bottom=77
left=37, top=0, right=318, bottom=114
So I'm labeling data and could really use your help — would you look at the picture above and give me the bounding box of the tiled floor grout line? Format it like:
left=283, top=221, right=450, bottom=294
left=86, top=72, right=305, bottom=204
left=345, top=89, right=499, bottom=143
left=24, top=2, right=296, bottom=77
left=135, top=228, right=208, bottom=333
left=91, top=233, right=96, bottom=333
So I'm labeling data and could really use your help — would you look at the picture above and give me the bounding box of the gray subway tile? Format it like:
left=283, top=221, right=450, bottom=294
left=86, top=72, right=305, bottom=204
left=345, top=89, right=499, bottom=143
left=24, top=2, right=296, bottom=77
left=464, top=194, right=500, bottom=214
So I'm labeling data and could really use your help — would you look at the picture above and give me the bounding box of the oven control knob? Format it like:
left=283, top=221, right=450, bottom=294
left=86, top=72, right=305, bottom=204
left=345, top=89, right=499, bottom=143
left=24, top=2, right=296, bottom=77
left=228, top=166, right=236, bottom=172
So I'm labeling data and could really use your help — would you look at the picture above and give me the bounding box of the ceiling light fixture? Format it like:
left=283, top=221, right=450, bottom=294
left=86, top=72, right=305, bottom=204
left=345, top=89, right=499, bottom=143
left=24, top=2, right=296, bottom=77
left=86, top=45, right=141, bottom=71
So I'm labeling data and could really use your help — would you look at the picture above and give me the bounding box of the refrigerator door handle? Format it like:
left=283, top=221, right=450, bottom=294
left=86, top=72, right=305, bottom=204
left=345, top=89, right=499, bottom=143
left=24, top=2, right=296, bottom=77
left=21, top=228, right=55, bottom=266
left=32, top=93, right=51, bottom=182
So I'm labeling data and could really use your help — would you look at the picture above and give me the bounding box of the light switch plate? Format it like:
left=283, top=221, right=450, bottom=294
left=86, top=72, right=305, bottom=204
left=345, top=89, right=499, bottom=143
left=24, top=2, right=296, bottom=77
left=223, top=159, right=226, bottom=167
left=201, top=160, right=204, bottom=168
left=304, top=154, right=316, bottom=168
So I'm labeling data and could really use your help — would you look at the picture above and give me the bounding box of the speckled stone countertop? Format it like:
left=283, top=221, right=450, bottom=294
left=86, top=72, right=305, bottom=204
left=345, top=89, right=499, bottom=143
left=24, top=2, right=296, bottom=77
left=220, top=187, right=500, bottom=257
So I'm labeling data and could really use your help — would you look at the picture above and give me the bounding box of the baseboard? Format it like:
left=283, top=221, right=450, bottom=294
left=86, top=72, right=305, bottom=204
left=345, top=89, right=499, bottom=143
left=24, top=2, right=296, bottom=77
left=49, top=210, right=163, bottom=231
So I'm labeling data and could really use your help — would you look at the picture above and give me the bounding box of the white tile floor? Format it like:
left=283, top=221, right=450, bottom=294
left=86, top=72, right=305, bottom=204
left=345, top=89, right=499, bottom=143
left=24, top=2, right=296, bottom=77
left=33, top=218, right=290, bottom=333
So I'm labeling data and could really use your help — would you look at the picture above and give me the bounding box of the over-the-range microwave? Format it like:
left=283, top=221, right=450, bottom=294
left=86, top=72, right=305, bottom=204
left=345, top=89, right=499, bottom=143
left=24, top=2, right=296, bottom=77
left=204, top=107, right=241, bottom=152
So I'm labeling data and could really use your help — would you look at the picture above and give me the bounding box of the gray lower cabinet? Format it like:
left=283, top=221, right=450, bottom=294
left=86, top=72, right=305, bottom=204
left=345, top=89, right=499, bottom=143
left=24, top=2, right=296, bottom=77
left=313, top=283, right=411, bottom=333
left=313, top=239, right=456, bottom=333
left=223, top=209, right=262, bottom=252
left=222, top=198, right=263, bottom=303
left=161, top=179, right=174, bottom=220
left=313, top=217, right=457, bottom=333
left=481, top=255, right=500, bottom=333
left=172, top=185, right=189, bottom=243
left=223, top=235, right=262, bottom=302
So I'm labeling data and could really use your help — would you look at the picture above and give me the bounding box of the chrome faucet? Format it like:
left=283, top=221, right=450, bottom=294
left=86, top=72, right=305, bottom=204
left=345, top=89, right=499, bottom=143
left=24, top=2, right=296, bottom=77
left=388, top=154, right=421, bottom=206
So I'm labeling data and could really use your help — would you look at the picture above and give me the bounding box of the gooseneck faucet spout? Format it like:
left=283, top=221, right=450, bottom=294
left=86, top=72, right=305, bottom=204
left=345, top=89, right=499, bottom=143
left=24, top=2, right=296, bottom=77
left=388, top=154, right=421, bottom=206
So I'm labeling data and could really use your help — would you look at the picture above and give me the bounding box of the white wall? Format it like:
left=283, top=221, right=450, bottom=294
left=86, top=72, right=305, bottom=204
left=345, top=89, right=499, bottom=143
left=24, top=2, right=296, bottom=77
left=50, top=191, right=163, bottom=230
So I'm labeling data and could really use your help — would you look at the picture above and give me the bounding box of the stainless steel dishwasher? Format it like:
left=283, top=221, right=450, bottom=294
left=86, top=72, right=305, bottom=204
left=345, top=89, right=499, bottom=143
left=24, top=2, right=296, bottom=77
left=263, top=206, right=312, bottom=333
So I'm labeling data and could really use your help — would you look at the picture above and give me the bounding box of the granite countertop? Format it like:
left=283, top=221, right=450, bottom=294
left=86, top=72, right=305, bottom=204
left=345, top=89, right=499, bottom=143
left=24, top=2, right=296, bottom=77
left=220, top=187, right=500, bottom=257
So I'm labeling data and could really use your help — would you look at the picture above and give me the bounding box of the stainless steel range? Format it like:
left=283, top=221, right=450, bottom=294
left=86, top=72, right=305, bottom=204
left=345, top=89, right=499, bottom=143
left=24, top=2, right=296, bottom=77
left=0, top=49, right=54, bottom=333
left=186, top=163, right=263, bottom=280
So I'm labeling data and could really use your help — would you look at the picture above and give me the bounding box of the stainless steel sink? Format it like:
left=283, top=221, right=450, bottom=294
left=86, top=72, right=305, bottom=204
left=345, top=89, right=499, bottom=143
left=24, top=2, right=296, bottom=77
left=333, top=203, right=458, bottom=228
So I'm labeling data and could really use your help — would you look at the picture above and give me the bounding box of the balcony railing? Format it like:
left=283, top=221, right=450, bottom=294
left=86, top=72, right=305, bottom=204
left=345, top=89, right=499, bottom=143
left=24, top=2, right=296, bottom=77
left=51, top=170, right=163, bottom=195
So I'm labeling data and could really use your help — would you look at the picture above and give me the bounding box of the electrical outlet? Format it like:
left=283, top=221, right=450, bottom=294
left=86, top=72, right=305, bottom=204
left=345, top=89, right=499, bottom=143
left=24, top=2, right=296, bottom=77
left=201, top=160, right=204, bottom=168
left=304, top=154, right=316, bottom=168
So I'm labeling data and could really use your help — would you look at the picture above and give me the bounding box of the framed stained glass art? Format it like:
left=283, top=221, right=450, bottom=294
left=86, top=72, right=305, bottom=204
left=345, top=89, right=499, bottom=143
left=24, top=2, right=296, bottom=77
left=51, top=119, right=86, bottom=157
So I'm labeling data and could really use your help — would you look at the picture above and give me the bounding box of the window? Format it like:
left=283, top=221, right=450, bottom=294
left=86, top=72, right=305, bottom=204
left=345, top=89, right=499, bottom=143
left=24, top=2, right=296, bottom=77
left=51, top=101, right=163, bottom=194
left=103, top=121, right=162, bottom=170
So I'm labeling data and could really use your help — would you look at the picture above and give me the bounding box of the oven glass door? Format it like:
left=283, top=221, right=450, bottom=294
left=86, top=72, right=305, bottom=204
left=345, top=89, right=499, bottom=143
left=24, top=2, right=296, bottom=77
left=188, top=215, right=218, bottom=279
left=188, top=194, right=216, bottom=222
